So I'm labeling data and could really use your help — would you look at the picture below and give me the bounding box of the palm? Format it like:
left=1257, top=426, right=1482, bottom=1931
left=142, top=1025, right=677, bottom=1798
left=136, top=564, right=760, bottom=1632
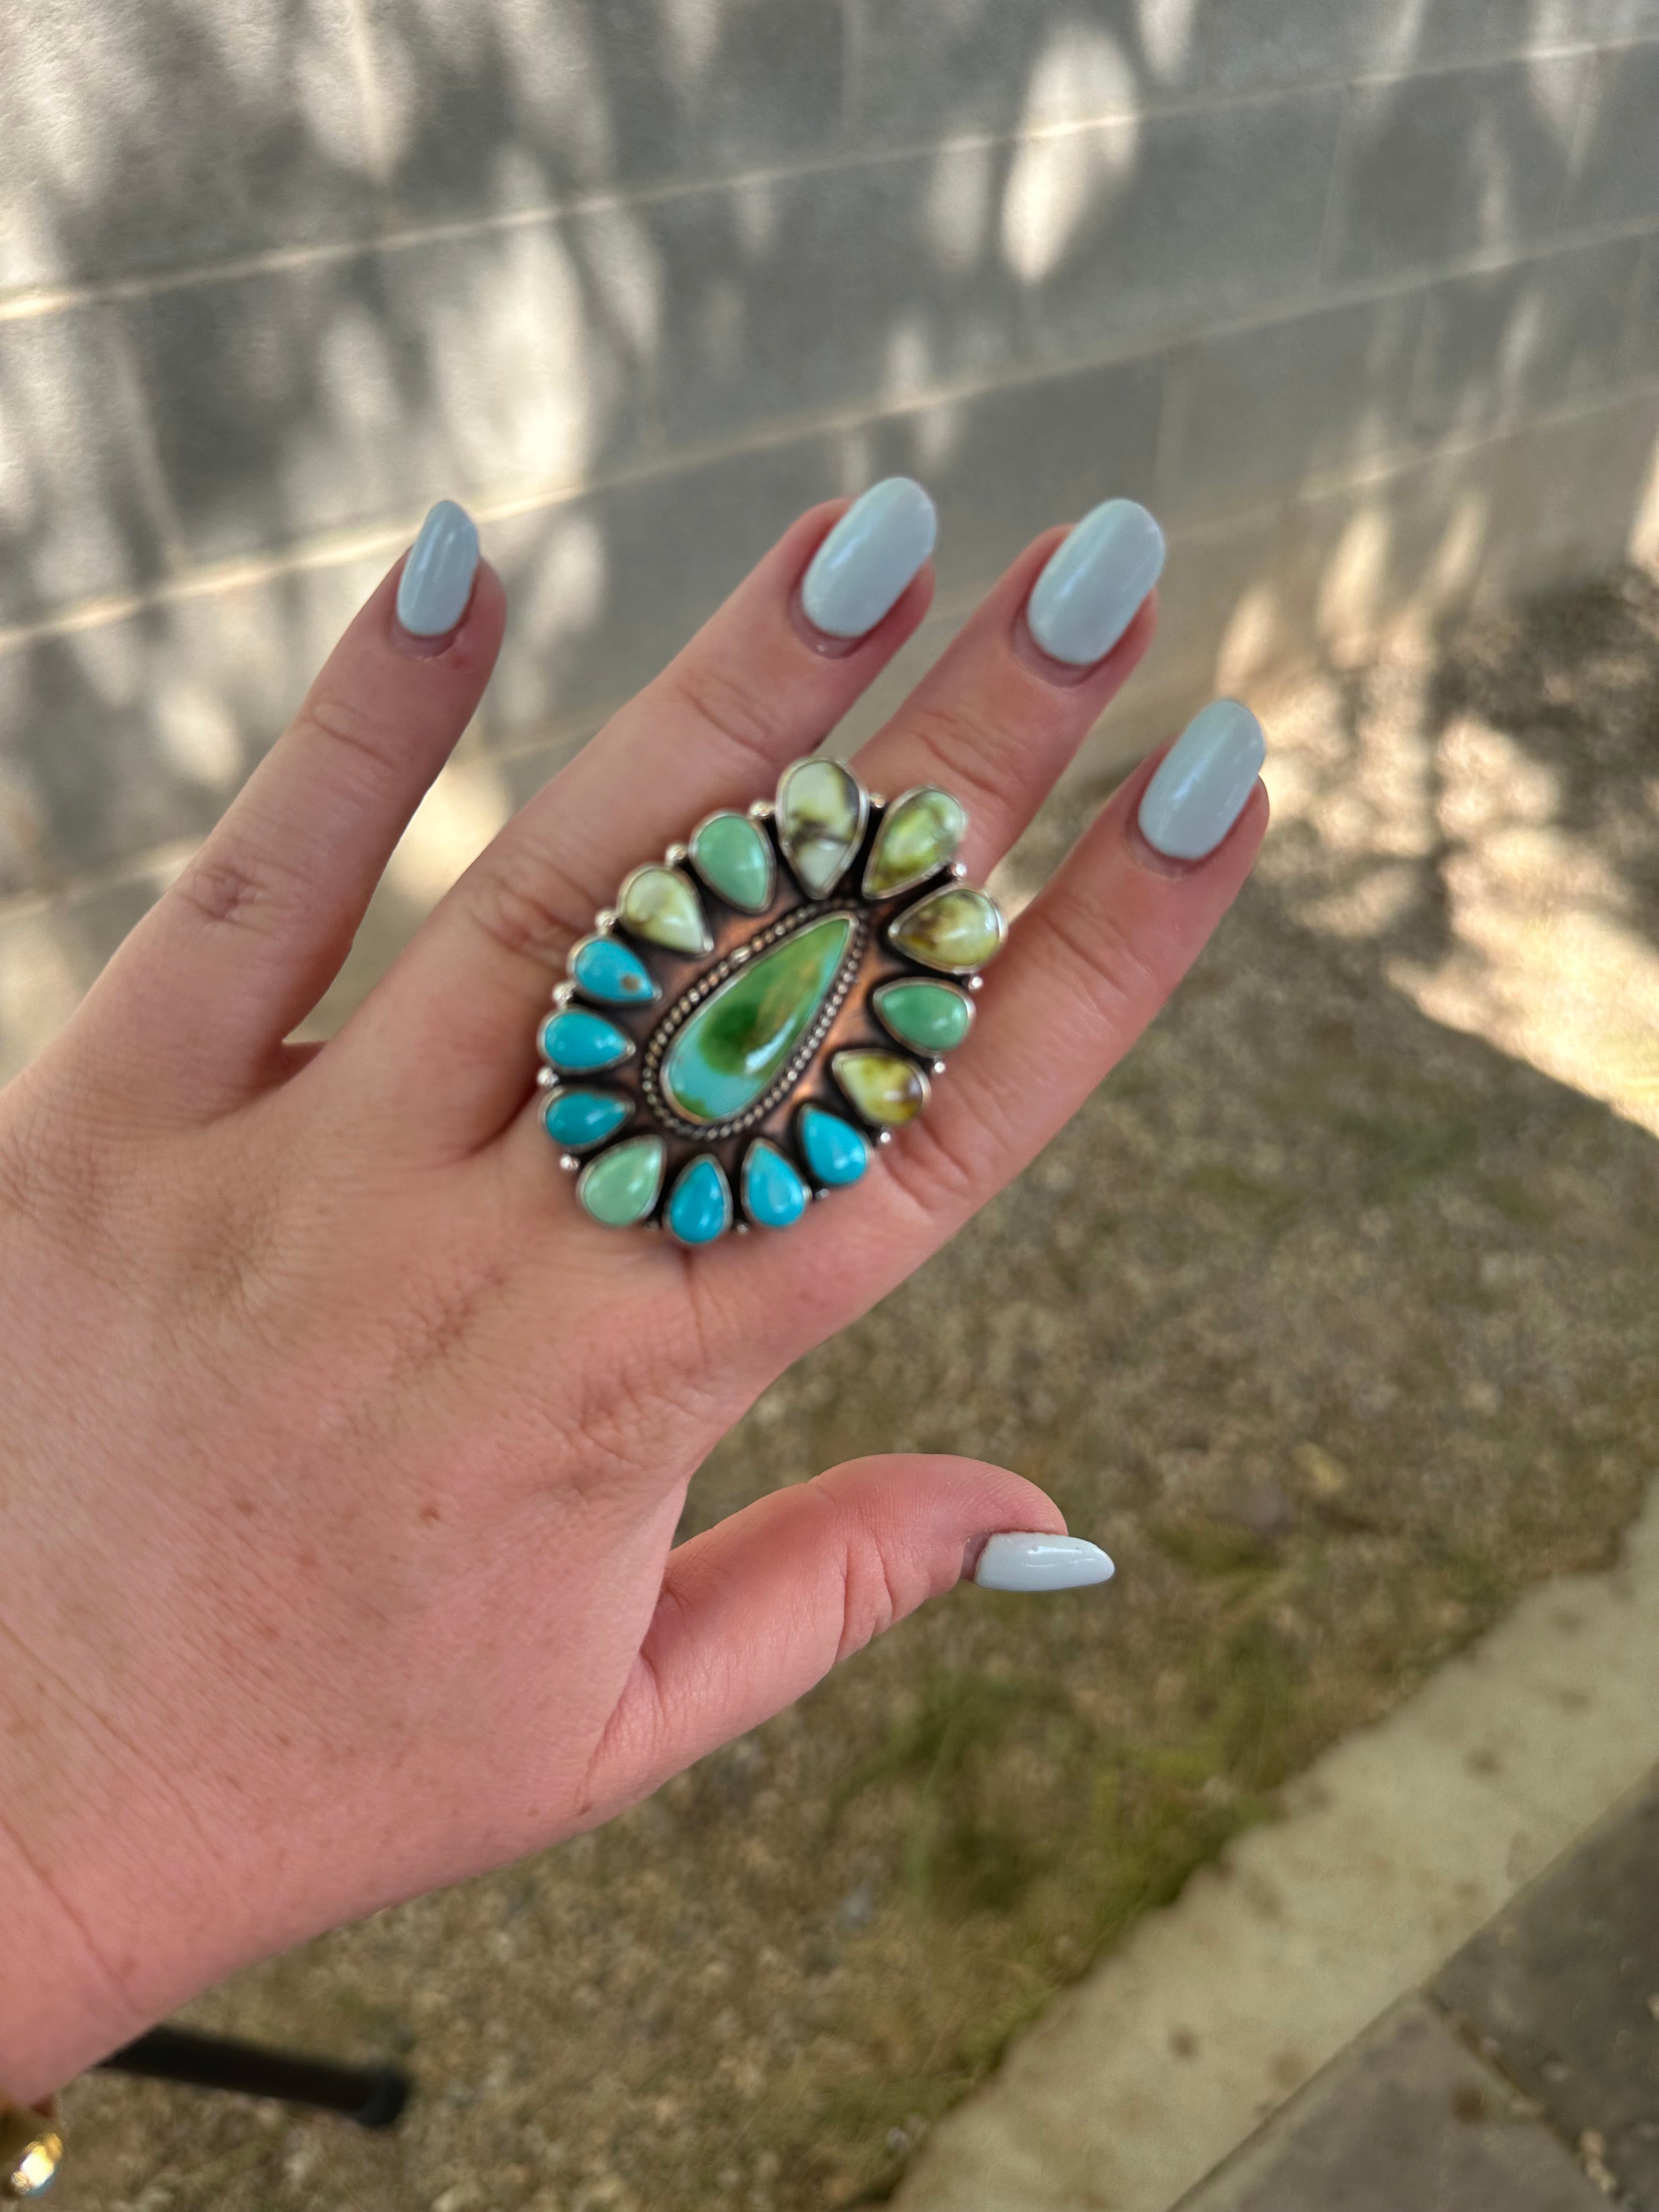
left=0, top=494, right=1263, bottom=2097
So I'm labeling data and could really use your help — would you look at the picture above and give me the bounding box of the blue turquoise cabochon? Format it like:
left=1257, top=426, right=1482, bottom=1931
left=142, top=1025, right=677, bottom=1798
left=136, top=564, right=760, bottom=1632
left=536, top=754, right=1005, bottom=1239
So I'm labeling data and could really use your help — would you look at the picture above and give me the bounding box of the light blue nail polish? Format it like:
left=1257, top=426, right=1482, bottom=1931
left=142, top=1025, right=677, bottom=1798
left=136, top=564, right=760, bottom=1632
left=800, top=477, right=937, bottom=640
left=1137, top=698, right=1266, bottom=861
left=1026, top=499, right=1165, bottom=667
left=973, top=1533, right=1116, bottom=1593
left=396, top=499, right=479, bottom=637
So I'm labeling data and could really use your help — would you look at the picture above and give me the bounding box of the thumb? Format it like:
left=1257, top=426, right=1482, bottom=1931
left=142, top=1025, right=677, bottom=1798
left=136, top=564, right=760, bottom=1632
left=584, top=1455, right=1113, bottom=1812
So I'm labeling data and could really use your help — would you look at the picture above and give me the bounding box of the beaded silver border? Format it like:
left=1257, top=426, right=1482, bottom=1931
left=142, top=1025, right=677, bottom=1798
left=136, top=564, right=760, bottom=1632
left=640, top=903, right=870, bottom=1140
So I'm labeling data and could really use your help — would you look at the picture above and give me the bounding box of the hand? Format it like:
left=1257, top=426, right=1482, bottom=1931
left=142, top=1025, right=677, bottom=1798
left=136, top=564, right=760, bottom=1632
left=0, top=484, right=1265, bottom=2098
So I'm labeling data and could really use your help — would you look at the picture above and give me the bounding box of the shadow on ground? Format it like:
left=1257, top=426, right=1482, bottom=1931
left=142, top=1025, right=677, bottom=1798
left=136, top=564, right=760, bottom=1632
left=55, top=569, right=1659, bottom=2211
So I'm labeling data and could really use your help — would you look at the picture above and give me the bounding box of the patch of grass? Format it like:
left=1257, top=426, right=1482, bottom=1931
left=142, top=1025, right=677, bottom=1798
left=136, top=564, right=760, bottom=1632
left=828, top=1671, right=1073, bottom=1913
left=1153, top=1519, right=1279, bottom=1578
left=1329, top=1107, right=1482, bottom=1202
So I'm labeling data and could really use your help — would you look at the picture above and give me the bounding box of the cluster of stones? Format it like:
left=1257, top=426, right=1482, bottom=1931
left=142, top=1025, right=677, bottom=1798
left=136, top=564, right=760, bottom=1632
left=535, top=758, right=1005, bottom=1243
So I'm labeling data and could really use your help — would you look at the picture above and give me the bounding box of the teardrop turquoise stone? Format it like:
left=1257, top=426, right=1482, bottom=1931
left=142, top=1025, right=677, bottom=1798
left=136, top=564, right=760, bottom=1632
left=742, top=1140, right=808, bottom=1228
left=543, top=1088, right=633, bottom=1150
left=569, top=935, right=658, bottom=1006
left=662, top=915, right=854, bottom=1125
left=874, top=978, right=974, bottom=1053
left=798, top=1107, right=868, bottom=1188
left=577, top=1136, right=664, bottom=1227
left=666, top=1155, right=732, bottom=1245
left=691, top=811, right=774, bottom=913
left=540, top=1007, right=632, bottom=1072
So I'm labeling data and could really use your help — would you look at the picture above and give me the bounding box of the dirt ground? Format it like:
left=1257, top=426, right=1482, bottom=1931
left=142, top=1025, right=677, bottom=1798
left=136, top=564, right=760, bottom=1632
left=53, top=568, right=1659, bottom=2211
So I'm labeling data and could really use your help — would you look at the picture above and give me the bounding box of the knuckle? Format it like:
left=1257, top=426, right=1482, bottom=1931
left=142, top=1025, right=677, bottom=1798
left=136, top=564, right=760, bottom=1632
left=291, top=690, right=407, bottom=788
left=171, top=832, right=307, bottom=940
left=891, top=697, right=1010, bottom=829
left=877, top=1100, right=986, bottom=1218
left=665, top=656, right=786, bottom=782
left=1041, top=893, right=1162, bottom=1026
left=836, top=1527, right=907, bottom=1661
left=464, top=842, right=593, bottom=970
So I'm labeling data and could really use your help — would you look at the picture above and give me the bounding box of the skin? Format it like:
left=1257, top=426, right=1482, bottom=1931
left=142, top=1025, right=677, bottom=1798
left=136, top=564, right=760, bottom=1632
left=0, top=501, right=1266, bottom=2101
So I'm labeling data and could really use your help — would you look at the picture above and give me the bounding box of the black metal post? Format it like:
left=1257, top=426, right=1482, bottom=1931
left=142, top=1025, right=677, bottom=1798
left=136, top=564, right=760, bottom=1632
left=95, top=2025, right=410, bottom=2128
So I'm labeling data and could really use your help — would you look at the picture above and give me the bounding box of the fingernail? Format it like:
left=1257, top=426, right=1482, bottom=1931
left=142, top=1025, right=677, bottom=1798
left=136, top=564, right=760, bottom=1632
left=396, top=499, right=479, bottom=637
left=1026, top=498, right=1165, bottom=667
left=1137, top=698, right=1266, bottom=861
left=800, top=477, right=937, bottom=640
left=973, top=1533, right=1116, bottom=1593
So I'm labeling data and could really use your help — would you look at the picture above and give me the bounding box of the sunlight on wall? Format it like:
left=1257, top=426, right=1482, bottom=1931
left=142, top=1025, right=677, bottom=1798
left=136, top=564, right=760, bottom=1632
left=384, top=749, right=514, bottom=907
left=1138, top=0, right=1199, bottom=86
left=1001, top=27, right=1138, bottom=285
left=1631, top=434, right=1659, bottom=568
left=154, top=673, right=242, bottom=786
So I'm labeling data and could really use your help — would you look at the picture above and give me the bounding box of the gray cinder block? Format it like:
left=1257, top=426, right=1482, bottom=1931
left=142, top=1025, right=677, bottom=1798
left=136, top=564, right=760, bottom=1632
left=1325, top=55, right=1590, bottom=284
left=652, top=146, right=1028, bottom=452
left=1160, top=293, right=1427, bottom=518
left=1412, top=236, right=1649, bottom=437
left=1562, top=40, right=1659, bottom=231
left=0, top=0, right=378, bottom=294
left=0, top=303, right=174, bottom=628
left=362, top=0, right=848, bottom=222
left=123, top=218, right=653, bottom=569
left=1024, top=90, right=1343, bottom=359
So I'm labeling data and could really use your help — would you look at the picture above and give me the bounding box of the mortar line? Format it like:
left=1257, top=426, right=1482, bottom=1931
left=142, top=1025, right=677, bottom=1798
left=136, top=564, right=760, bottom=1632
left=8, top=368, right=1658, bottom=927
left=5, top=223, right=1657, bottom=665
left=3, top=33, right=1656, bottom=325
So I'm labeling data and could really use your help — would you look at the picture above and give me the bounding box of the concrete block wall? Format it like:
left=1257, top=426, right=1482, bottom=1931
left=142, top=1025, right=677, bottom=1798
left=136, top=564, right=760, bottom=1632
left=4, top=0, right=1659, bottom=1072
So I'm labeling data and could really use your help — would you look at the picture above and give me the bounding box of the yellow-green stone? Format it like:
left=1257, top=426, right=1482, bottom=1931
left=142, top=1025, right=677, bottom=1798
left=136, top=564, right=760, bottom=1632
left=619, top=865, right=710, bottom=956
left=777, top=758, right=864, bottom=896
left=663, top=916, right=854, bottom=1125
left=888, top=885, right=1005, bottom=974
left=690, top=811, right=774, bottom=913
left=863, top=786, right=967, bottom=899
left=874, top=978, right=974, bottom=1053
left=833, top=1048, right=929, bottom=1126
left=577, top=1136, right=665, bottom=1227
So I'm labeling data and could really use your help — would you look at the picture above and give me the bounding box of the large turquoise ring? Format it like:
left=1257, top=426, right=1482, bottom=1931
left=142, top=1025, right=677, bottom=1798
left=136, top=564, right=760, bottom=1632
left=535, top=758, right=1006, bottom=1244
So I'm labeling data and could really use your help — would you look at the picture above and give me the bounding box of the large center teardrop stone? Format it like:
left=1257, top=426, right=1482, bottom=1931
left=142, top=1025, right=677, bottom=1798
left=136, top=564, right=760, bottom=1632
left=662, top=915, right=855, bottom=1125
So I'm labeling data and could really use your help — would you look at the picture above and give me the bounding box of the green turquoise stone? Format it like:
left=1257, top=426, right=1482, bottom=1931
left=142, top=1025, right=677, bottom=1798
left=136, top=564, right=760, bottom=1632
left=742, top=1139, right=808, bottom=1228
left=577, top=1136, right=664, bottom=1227
left=662, top=915, right=854, bottom=1125
left=862, top=786, right=967, bottom=899
left=690, top=811, right=774, bottom=913
left=874, top=978, right=974, bottom=1053
left=569, top=935, right=658, bottom=1005
left=776, top=758, right=865, bottom=896
left=666, top=1155, right=732, bottom=1246
left=618, top=865, right=710, bottom=956
left=888, top=885, right=1005, bottom=974
left=543, top=1088, right=633, bottom=1150
left=833, top=1049, right=929, bottom=1127
left=798, top=1106, right=868, bottom=1188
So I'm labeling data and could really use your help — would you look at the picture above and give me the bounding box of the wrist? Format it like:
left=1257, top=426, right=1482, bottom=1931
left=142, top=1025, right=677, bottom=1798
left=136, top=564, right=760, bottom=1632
left=0, top=1813, right=146, bottom=2103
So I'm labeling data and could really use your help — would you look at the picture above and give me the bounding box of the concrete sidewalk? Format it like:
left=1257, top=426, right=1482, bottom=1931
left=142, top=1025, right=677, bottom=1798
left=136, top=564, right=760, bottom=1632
left=1180, top=1770, right=1659, bottom=2211
left=894, top=1480, right=1659, bottom=2211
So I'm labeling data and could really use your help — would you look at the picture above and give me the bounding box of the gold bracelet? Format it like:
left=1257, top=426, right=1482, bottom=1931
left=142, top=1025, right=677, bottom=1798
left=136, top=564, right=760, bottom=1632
left=0, top=2096, right=63, bottom=2200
